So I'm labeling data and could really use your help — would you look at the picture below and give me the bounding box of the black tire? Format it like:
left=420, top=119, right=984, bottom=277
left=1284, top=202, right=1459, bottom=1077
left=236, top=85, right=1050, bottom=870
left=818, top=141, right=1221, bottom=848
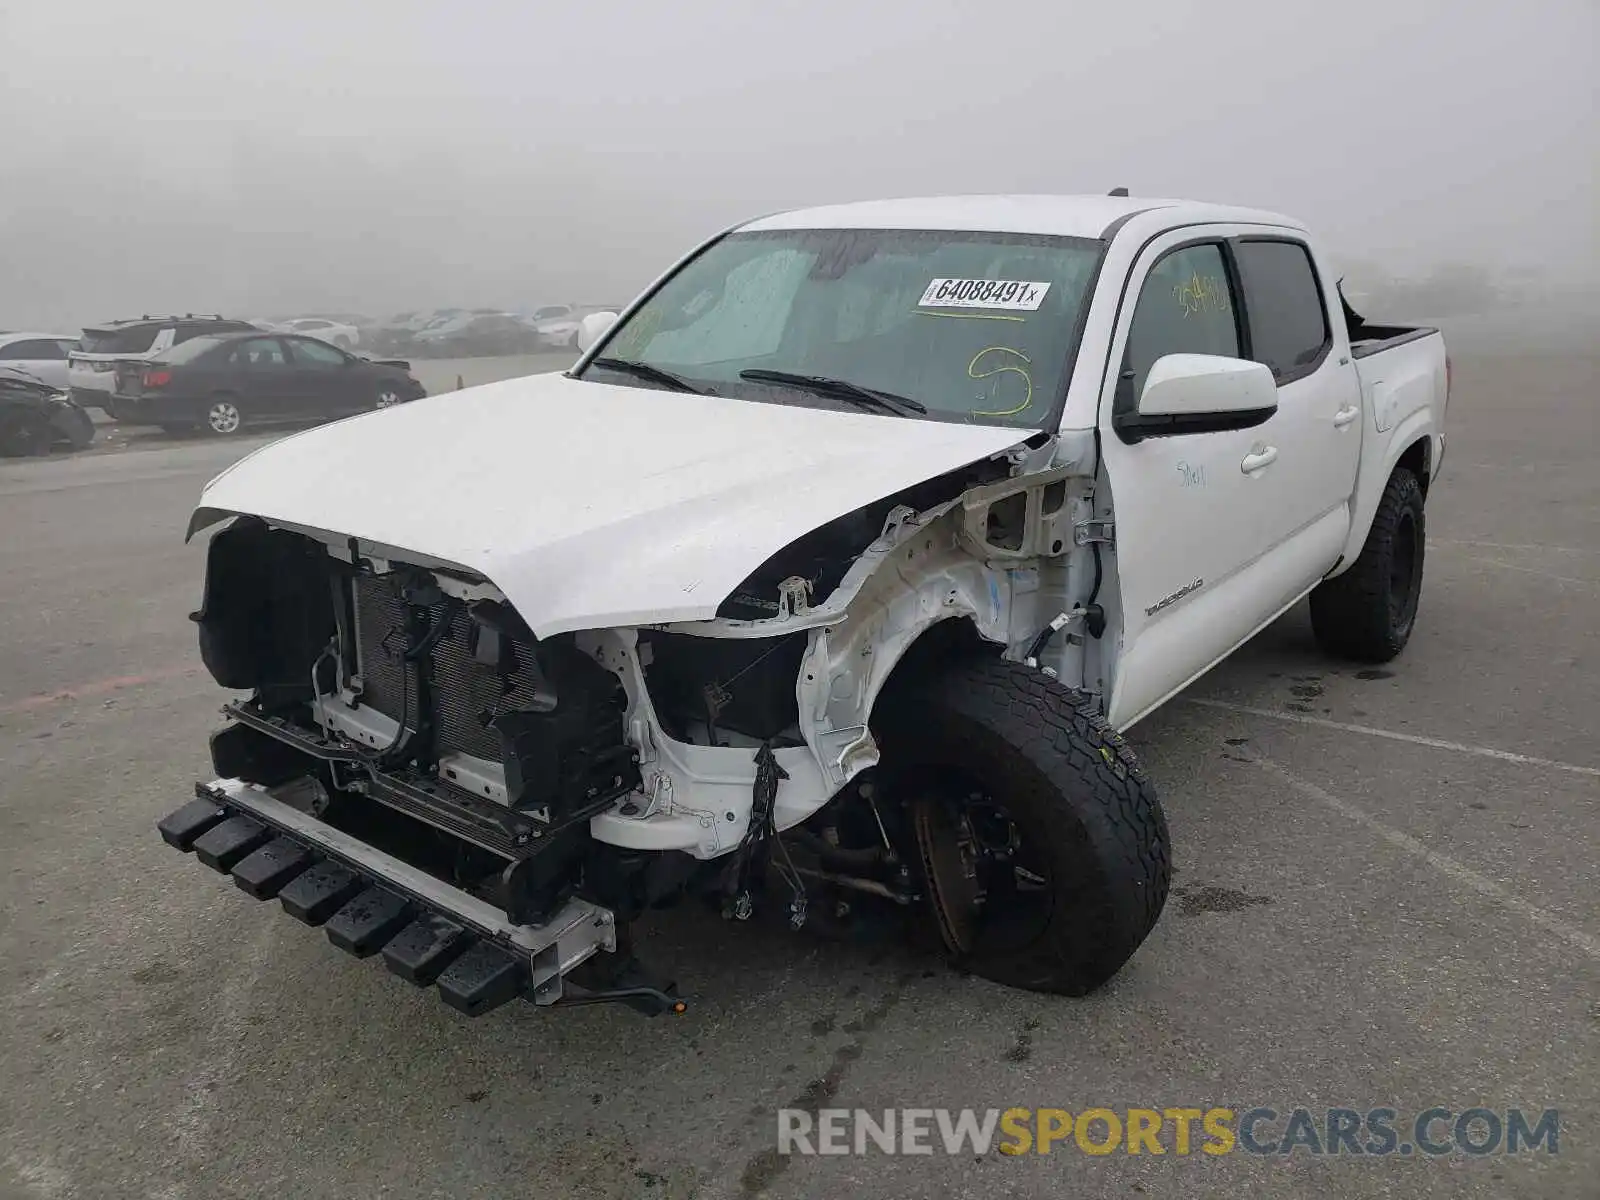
left=58, top=407, right=96, bottom=450
left=873, top=655, right=1170, bottom=996
left=1310, top=468, right=1425, bottom=663
left=0, top=411, right=55, bottom=457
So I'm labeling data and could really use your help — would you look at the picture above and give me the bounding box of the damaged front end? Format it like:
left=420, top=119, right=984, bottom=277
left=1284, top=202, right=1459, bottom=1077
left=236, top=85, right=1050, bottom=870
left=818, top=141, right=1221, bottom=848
left=165, top=517, right=684, bottom=1016
left=161, top=429, right=1104, bottom=1016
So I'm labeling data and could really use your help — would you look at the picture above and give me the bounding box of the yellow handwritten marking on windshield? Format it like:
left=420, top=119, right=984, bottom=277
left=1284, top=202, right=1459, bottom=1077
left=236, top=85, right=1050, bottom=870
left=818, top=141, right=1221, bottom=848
left=915, top=309, right=1027, bottom=323
left=968, top=346, right=1034, bottom=417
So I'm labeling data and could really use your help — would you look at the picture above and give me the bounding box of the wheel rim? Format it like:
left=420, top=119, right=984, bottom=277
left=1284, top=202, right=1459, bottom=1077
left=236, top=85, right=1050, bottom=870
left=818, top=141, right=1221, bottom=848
left=1388, top=510, right=1421, bottom=633
left=912, top=778, right=1053, bottom=957
left=375, top=390, right=401, bottom=408
left=208, top=401, right=241, bottom=433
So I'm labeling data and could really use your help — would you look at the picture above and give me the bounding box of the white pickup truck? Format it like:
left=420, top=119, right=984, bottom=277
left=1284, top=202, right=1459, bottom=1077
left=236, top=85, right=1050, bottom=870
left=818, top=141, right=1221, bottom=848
left=159, top=194, right=1447, bottom=1018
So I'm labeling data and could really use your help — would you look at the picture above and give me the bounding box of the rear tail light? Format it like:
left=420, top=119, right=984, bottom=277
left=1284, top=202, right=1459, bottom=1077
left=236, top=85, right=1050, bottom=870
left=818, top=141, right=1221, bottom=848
left=1444, top=354, right=1452, bottom=405
left=143, top=369, right=172, bottom=388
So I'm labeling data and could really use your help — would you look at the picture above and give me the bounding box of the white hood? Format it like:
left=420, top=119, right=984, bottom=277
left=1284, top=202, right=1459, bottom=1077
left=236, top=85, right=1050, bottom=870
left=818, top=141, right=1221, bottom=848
left=191, top=372, right=1030, bottom=636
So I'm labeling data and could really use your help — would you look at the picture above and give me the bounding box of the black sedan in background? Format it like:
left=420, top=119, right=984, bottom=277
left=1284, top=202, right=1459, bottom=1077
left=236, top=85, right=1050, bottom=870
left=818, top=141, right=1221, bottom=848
left=108, top=332, right=427, bottom=435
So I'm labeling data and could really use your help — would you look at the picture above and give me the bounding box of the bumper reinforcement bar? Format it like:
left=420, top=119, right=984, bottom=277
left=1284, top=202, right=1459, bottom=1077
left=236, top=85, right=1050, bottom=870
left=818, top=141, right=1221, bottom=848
left=159, top=778, right=685, bottom=1017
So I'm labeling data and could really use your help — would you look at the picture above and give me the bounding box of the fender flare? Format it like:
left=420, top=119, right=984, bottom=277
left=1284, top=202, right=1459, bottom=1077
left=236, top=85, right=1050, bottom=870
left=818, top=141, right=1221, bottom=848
left=1329, top=414, right=1434, bottom=578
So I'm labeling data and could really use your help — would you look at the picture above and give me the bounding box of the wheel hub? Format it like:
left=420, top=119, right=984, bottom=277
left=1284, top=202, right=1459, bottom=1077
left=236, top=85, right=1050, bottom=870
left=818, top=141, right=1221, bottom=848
left=209, top=402, right=241, bottom=433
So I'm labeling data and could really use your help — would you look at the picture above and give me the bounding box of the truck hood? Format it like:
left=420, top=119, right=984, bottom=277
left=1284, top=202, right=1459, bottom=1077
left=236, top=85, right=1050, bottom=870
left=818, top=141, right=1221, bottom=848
left=190, top=372, right=1031, bottom=636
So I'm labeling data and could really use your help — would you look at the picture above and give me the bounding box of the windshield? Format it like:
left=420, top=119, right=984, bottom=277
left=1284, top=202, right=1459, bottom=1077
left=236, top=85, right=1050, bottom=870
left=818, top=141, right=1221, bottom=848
left=579, top=227, right=1103, bottom=427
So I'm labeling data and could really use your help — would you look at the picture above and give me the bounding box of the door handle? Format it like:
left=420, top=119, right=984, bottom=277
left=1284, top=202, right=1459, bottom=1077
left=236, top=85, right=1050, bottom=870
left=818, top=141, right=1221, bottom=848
left=1333, top=404, right=1360, bottom=428
left=1241, top=446, right=1278, bottom=473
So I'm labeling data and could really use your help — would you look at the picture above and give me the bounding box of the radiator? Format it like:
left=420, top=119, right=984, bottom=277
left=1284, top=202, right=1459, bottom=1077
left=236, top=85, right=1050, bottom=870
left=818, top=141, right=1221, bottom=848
left=351, top=576, right=548, bottom=763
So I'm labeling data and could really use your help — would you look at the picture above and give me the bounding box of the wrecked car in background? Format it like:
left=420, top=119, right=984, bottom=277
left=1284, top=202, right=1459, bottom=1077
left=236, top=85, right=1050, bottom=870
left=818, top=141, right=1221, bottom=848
left=0, top=366, right=95, bottom=456
left=159, top=193, right=1447, bottom=1019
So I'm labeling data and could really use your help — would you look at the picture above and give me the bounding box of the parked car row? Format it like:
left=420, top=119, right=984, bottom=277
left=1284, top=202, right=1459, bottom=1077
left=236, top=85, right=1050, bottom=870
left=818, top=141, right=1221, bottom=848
left=366, top=304, right=622, bottom=357
left=2, top=298, right=591, bottom=456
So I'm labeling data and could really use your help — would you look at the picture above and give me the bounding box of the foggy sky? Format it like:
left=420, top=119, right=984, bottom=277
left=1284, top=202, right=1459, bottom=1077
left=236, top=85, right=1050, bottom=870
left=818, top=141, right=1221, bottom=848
left=1, top=0, right=1594, bottom=330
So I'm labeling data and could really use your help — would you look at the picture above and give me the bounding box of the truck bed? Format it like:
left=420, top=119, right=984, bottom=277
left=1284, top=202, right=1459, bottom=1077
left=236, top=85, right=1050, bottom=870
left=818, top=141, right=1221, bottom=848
left=1348, top=322, right=1440, bottom=360
left=1338, top=284, right=1442, bottom=361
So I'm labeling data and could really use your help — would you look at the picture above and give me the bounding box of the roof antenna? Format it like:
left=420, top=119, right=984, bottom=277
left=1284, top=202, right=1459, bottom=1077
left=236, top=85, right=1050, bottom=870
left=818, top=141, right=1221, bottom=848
left=1107, top=186, right=1130, bottom=197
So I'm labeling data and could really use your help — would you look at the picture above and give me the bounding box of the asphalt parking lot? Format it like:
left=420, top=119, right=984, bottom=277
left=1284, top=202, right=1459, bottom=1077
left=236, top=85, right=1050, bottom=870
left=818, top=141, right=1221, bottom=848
left=1, top=351, right=1595, bottom=1200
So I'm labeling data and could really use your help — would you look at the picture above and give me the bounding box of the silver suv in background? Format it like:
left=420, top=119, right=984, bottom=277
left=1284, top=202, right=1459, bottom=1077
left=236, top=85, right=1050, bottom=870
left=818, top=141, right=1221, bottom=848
left=68, top=315, right=259, bottom=412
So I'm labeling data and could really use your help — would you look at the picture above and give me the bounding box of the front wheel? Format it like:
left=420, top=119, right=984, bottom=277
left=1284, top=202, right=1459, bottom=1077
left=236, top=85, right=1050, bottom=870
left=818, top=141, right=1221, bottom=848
left=203, top=397, right=245, bottom=436
left=874, top=655, right=1171, bottom=996
left=1310, top=467, right=1425, bottom=663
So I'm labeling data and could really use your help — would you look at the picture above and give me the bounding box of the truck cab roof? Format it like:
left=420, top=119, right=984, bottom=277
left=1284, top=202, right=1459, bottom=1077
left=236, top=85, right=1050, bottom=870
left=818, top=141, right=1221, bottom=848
left=740, top=193, right=1305, bottom=240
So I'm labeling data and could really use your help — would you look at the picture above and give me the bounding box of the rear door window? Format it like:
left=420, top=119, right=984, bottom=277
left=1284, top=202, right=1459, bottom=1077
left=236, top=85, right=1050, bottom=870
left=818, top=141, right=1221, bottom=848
left=233, top=338, right=289, bottom=366
left=1234, top=240, right=1331, bottom=383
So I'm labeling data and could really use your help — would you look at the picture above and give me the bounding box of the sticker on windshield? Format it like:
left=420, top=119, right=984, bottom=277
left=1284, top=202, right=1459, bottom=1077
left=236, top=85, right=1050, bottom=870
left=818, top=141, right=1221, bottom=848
left=919, top=278, right=1051, bottom=310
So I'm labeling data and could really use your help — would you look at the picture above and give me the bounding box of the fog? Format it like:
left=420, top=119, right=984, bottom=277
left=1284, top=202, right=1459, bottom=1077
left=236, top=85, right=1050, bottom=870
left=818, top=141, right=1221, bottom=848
left=1, top=0, right=1594, bottom=330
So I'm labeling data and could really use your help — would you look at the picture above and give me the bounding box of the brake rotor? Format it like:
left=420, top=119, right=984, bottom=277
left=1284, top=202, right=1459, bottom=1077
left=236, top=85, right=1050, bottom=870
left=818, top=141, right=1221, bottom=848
left=912, top=795, right=984, bottom=955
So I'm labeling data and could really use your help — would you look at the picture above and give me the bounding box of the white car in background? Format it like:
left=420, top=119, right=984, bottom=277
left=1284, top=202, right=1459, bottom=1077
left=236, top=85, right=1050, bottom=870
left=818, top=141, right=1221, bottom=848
left=0, top=332, right=80, bottom=390
left=527, top=304, right=628, bottom=349
left=273, top=317, right=360, bottom=348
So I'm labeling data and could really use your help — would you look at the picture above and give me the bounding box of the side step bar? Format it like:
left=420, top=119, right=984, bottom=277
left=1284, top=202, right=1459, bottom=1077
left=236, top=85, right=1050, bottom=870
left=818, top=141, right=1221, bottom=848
left=159, top=779, right=683, bottom=1018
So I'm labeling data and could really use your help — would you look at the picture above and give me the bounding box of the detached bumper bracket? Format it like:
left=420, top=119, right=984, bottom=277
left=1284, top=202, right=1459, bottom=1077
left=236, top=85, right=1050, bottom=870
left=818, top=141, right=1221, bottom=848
left=383, top=914, right=472, bottom=986
left=279, top=860, right=364, bottom=926
left=437, top=943, right=530, bottom=1017
left=325, top=887, right=415, bottom=958
left=192, top=816, right=272, bottom=872
left=232, top=837, right=316, bottom=900
left=155, top=778, right=644, bottom=1019
left=158, top=797, right=227, bottom=852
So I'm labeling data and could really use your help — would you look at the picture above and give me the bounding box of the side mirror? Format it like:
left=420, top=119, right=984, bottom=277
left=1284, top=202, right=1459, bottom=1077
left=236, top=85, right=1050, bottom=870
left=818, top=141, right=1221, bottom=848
left=575, top=311, right=619, bottom=354
left=1116, top=353, right=1278, bottom=441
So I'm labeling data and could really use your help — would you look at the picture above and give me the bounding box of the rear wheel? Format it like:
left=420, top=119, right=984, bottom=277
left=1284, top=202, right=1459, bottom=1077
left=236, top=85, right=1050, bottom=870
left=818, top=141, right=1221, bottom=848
left=874, top=655, right=1170, bottom=996
left=374, top=387, right=403, bottom=409
left=0, top=410, right=55, bottom=457
left=1310, top=468, right=1426, bottom=662
left=204, top=397, right=245, bottom=436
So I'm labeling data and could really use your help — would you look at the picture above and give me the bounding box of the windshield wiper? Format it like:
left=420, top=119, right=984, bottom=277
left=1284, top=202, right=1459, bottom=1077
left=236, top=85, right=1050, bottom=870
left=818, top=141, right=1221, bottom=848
left=738, top=369, right=927, bottom=417
left=588, top=357, right=702, bottom=394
